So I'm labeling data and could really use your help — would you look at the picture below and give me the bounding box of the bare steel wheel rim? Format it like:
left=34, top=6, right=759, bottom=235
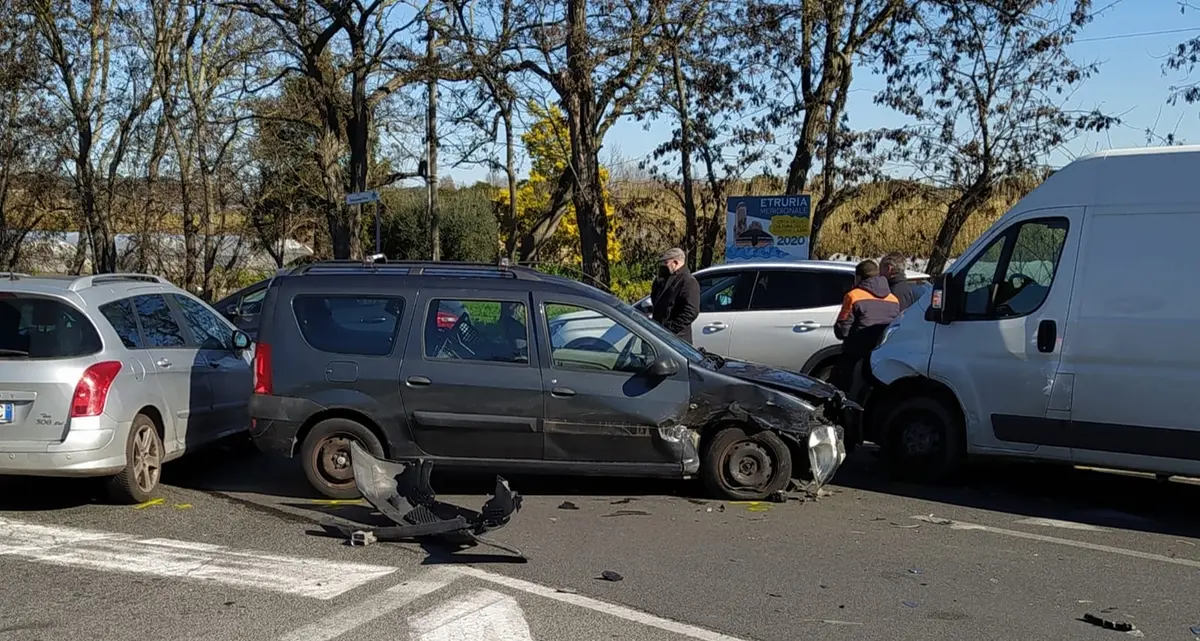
left=723, top=441, right=774, bottom=490
left=901, top=412, right=942, bottom=458
left=314, top=435, right=358, bottom=486
left=132, top=425, right=161, bottom=494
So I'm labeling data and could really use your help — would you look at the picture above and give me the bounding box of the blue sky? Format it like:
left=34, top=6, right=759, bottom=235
left=443, top=1, right=1200, bottom=186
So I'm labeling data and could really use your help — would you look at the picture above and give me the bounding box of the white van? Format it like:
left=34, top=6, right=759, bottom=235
left=866, top=145, right=1200, bottom=482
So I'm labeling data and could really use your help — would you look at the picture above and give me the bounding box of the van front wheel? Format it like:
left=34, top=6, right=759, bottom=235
left=881, top=396, right=965, bottom=483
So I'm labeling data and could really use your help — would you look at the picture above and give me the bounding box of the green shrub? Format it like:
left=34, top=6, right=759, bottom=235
left=376, top=184, right=499, bottom=262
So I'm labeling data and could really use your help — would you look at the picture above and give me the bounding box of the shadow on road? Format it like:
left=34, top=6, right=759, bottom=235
left=0, top=477, right=102, bottom=511
left=834, top=446, right=1200, bottom=539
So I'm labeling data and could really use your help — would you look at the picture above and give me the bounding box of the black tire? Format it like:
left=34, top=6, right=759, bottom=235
left=702, top=427, right=793, bottom=501
left=880, top=396, right=965, bottom=483
left=107, top=414, right=163, bottom=505
left=300, top=418, right=385, bottom=499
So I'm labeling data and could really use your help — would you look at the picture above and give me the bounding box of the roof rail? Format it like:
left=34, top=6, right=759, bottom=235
left=293, top=259, right=542, bottom=280
left=68, top=273, right=170, bottom=292
left=0, top=272, right=30, bottom=280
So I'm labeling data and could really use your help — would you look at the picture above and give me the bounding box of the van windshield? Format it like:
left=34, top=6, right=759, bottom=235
left=0, top=294, right=102, bottom=359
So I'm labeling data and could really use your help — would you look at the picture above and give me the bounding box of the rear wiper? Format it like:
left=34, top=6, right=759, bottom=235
left=0, top=348, right=29, bottom=357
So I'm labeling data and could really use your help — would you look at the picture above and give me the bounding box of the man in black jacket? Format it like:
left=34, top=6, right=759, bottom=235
left=650, top=247, right=701, bottom=344
left=880, top=252, right=921, bottom=311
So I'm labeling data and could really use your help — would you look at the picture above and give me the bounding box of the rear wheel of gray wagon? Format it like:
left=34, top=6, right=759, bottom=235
left=300, top=419, right=385, bottom=499
left=702, top=427, right=793, bottom=501
left=106, top=414, right=163, bottom=505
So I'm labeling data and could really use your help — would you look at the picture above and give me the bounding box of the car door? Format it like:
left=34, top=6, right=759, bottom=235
left=931, top=212, right=1078, bottom=457
left=170, top=293, right=252, bottom=441
left=131, top=292, right=214, bottom=452
left=690, top=270, right=756, bottom=356
left=726, top=268, right=853, bottom=371
left=397, top=291, right=544, bottom=461
left=536, top=294, right=691, bottom=467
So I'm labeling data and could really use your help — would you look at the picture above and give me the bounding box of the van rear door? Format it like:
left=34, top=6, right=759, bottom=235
left=930, top=208, right=1082, bottom=458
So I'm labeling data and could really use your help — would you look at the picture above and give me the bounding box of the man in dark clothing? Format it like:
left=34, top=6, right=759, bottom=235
left=650, top=247, right=701, bottom=344
left=879, top=252, right=921, bottom=311
left=832, top=259, right=900, bottom=394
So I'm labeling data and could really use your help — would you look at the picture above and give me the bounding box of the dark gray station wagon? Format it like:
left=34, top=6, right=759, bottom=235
left=247, top=260, right=856, bottom=501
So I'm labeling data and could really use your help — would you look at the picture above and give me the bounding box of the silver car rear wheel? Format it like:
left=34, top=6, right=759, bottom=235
left=107, top=414, right=163, bottom=504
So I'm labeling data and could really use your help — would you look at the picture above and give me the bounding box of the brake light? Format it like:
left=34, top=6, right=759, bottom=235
left=70, top=361, right=123, bottom=418
left=253, top=342, right=273, bottom=395
left=436, top=311, right=458, bottom=329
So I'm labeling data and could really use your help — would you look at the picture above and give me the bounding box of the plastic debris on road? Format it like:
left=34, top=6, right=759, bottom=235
left=599, top=570, right=624, bottom=582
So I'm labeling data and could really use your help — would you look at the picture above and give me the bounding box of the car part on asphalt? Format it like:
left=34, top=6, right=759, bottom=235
left=319, top=441, right=526, bottom=560
left=1081, top=613, right=1135, bottom=633
left=558, top=501, right=579, bottom=510
left=599, top=571, right=624, bottom=582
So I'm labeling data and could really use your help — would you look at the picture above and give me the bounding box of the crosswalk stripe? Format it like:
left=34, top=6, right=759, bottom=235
left=281, top=568, right=459, bottom=641
left=0, top=517, right=397, bottom=600
left=408, top=588, right=534, bottom=641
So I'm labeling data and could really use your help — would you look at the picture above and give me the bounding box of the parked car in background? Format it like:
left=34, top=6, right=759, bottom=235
left=0, top=273, right=254, bottom=503
left=611, top=261, right=926, bottom=380
left=248, top=260, right=856, bottom=502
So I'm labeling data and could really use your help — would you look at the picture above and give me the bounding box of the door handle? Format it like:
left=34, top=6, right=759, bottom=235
left=551, top=386, right=576, bottom=398
left=208, top=360, right=221, bottom=369
left=793, top=321, right=822, bottom=331
left=703, top=322, right=727, bottom=332
left=156, top=359, right=172, bottom=369
left=406, top=376, right=432, bottom=387
left=1037, top=319, right=1057, bottom=353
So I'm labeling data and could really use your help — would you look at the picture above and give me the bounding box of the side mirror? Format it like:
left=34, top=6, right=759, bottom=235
left=924, top=272, right=955, bottom=325
left=231, top=330, right=252, bottom=351
left=635, top=298, right=652, bottom=313
left=647, top=356, right=679, bottom=378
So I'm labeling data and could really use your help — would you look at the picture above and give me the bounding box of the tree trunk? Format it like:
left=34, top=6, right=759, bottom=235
left=927, top=179, right=992, bottom=276
left=516, top=170, right=572, bottom=262
left=316, top=130, right=351, bottom=259
left=426, top=25, right=440, bottom=261
left=503, top=103, right=518, bottom=261
left=670, top=48, right=699, bottom=270
left=564, top=0, right=610, bottom=287
left=347, top=66, right=369, bottom=261
left=810, top=54, right=852, bottom=256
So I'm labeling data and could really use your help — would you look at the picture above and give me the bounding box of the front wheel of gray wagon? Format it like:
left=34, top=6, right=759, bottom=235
left=702, top=427, right=793, bottom=501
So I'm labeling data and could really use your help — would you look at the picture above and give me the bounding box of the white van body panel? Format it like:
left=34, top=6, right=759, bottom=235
left=870, top=144, right=1200, bottom=473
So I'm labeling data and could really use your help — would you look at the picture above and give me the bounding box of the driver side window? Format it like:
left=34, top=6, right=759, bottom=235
left=959, top=217, right=1069, bottom=320
left=545, top=303, right=656, bottom=374
left=697, top=272, right=754, bottom=313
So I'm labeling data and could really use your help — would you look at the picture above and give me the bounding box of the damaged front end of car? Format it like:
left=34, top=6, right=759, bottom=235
left=318, top=441, right=526, bottom=559
left=685, top=359, right=857, bottom=491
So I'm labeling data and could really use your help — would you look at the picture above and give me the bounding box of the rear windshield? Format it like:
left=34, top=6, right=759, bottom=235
left=0, top=294, right=102, bottom=359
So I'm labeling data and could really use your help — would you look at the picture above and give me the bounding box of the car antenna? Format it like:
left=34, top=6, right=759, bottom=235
left=364, top=253, right=387, bottom=271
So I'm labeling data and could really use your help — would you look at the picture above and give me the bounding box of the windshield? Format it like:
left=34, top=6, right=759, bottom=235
left=614, top=300, right=705, bottom=364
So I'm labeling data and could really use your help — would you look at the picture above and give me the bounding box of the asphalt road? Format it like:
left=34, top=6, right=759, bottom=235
left=2, top=442, right=1199, bottom=641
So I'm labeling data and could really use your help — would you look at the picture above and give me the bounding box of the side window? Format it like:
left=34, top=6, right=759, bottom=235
left=747, top=270, right=837, bottom=311
left=133, top=295, right=188, bottom=348
left=545, top=303, right=656, bottom=373
left=174, top=295, right=235, bottom=350
left=293, top=295, right=404, bottom=357
left=959, top=217, right=1069, bottom=319
left=424, top=299, right=528, bottom=365
left=697, top=272, right=754, bottom=313
left=100, top=299, right=143, bottom=349
left=240, top=287, right=267, bottom=315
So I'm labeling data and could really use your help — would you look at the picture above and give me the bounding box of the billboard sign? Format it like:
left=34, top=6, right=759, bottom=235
left=725, top=195, right=812, bottom=262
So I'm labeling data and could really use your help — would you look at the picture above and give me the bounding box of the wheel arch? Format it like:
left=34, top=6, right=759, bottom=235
left=135, top=405, right=166, bottom=443
left=801, top=344, right=841, bottom=377
left=865, top=376, right=966, bottom=445
left=292, top=408, right=391, bottom=458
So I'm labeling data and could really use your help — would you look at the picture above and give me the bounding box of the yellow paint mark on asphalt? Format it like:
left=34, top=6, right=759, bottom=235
left=309, top=499, right=365, bottom=506
left=730, top=501, right=772, bottom=512
left=173, top=503, right=193, bottom=510
left=133, top=498, right=165, bottom=510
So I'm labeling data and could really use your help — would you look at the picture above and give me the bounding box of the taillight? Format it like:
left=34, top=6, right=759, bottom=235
left=253, top=342, right=273, bottom=395
left=436, top=311, right=458, bottom=329
left=71, top=361, right=123, bottom=418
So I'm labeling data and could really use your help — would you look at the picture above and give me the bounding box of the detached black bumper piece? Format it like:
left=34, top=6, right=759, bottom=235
left=319, top=441, right=526, bottom=560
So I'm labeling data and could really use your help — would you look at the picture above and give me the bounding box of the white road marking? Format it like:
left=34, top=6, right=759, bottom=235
left=1014, top=517, right=1107, bottom=532
left=0, top=517, right=396, bottom=599
left=409, top=588, right=534, bottom=641
left=913, top=515, right=1200, bottom=569
left=280, top=568, right=458, bottom=641
left=451, top=566, right=753, bottom=641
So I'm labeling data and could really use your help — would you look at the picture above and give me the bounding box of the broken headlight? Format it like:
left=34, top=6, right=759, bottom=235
left=807, top=424, right=847, bottom=488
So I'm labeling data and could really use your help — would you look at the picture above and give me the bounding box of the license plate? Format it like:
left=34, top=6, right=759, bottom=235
left=0, top=403, right=11, bottom=424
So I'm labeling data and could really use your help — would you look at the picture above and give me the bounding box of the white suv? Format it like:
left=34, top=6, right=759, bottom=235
left=628, top=261, right=929, bottom=379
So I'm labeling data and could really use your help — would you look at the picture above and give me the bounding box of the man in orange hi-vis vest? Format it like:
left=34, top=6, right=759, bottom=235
left=832, top=259, right=899, bottom=394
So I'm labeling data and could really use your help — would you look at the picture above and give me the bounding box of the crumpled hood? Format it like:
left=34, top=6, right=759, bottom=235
left=859, top=275, right=892, bottom=299
left=715, top=357, right=858, bottom=409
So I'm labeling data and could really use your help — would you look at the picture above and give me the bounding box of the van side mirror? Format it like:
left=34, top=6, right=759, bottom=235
left=231, top=330, right=252, bottom=351
left=924, top=272, right=956, bottom=325
left=647, top=356, right=679, bottom=377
